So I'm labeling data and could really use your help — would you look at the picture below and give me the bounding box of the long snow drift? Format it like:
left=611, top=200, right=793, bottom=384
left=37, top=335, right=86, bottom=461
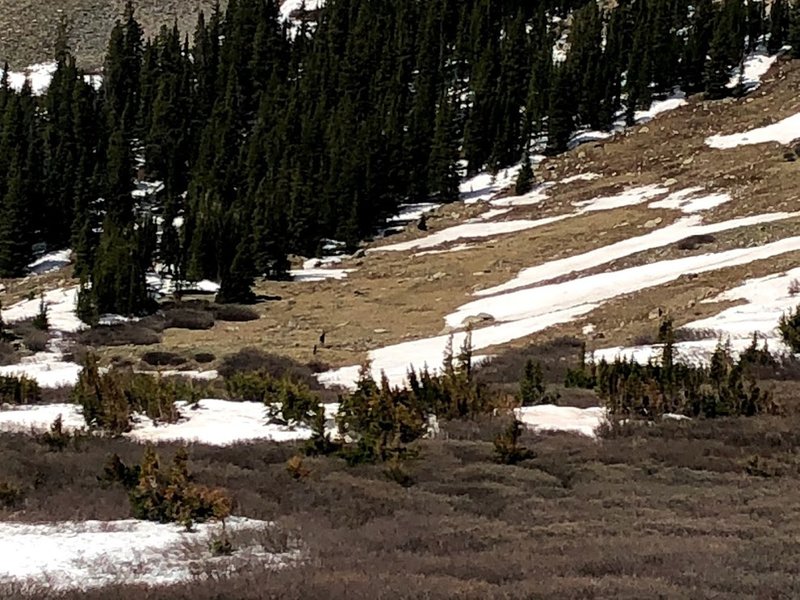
left=0, top=400, right=339, bottom=446
left=0, top=517, right=297, bottom=591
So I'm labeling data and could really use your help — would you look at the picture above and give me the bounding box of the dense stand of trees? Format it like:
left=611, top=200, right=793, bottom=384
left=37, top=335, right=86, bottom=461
left=0, top=0, right=797, bottom=314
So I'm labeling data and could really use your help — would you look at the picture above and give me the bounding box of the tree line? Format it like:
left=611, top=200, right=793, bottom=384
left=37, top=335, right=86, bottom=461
left=0, top=0, right=798, bottom=315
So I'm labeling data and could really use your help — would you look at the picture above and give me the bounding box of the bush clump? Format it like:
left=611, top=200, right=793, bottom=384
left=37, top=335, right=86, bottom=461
left=79, top=323, right=161, bottom=347
left=164, top=308, right=215, bottom=331
left=71, top=355, right=198, bottom=434
left=102, top=447, right=231, bottom=530
left=0, top=481, right=23, bottom=508
left=0, top=374, right=41, bottom=404
left=141, top=350, right=188, bottom=367
left=226, top=370, right=318, bottom=424
left=493, top=419, right=535, bottom=465
left=213, top=304, right=259, bottom=322
left=779, top=305, right=800, bottom=353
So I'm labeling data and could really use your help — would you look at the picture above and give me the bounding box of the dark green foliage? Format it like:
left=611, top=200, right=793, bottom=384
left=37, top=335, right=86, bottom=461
left=789, top=0, right=800, bottom=58
left=225, top=369, right=318, bottom=425
left=102, top=447, right=232, bottom=530
left=37, top=415, right=73, bottom=452
left=32, top=295, right=49, bottom=331
left=779, top=305, right=800, bottom=352
left=519, top=359, right=556, bottom=406
left=304, top=404, right=340, bottom=457
left=514, top=152, right=534, bottom=196
left=595, top=322, right=775, bottom=420
left=0, top=374, right=41, bottom=404
left=0, top=480, right=23, bottom=508
left=71, top=354, right=194, bottom=433
left=493, top=419, right=535, bottom=465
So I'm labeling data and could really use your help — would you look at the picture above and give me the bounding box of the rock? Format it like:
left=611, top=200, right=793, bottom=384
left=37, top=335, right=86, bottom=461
left=461, top=313, right=495, bottom=327
left=644, top=217, right=663, bottom=229
left=428, top=271, right=447, bottom=281
left=648, top=308, right=662, bottom=320
left=682, top=156, right=694, bottom=165
left=639, top=126, right=650, bottom=134
left=373, top=328, right=388, bottom=334
left=663, top=177, right=677, bottom=187
left=578, top=150, right=587, bottom=159
left=353, top=248, right=366, bottom=258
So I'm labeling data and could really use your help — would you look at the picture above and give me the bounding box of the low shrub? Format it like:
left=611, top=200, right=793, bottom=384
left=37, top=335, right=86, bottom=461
left=493, top=420, right=535, bottom=465
left=141, top=351, right=188, bottom=367
left=37, top=415, right=76, bottom=452
left=225, top=371, right=318, bottom=424
left=779, top=305, right=800, bottom=353
left=676, top=234, right=716, bottom=251
left=164, top=308, right=215, bottom=331
left=79, top=323, right=161, bottom=347
left=71, top=355, right=196, bottom=433
left=103, top=447, right=232, bottom=530
left=219, top=348, right=324, bottom=391
left=0, top=341, right=18, bottom=366
left=23, top=330, right=49, bottom=353
left=0, top=481, right=23, bottom=508
left=194, top=352, right=216, bottom=364
left=0, top=375, right=41, bottom=405
left=213, top=304, right=259, bottom=322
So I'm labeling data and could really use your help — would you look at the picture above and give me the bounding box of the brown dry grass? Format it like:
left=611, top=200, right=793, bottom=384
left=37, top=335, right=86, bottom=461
left=4, top=409, right=800, bottom=597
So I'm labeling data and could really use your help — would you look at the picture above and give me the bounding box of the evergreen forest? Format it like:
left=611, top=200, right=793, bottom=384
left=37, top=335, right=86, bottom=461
left=0, top=0, right=797, bottom=315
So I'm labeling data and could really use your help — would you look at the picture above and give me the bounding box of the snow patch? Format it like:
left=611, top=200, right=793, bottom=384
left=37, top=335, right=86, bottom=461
left=27, top=249, right=71, bottom=275
left=515, top=405, right=605, bottom=438
left=0, top=517, right=296, bottom=591
left=2, top=286, right=84, bottom=333
left=707, top=111, right=800, bottom=149
left=0, top=400, right=339, bottom=446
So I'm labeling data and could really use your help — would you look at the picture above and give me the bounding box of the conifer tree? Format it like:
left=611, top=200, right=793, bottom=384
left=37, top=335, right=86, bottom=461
left=0, top=156, right=32, bottom=277
left=769, top=0, right=789, bottom=52
left=514, top=151, right=534, bottom=196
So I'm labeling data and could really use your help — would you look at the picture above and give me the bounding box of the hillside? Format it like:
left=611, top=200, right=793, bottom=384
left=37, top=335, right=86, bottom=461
left=0, top=0, right=219, bottom=68
left=44, top=52, right=794, bottom=387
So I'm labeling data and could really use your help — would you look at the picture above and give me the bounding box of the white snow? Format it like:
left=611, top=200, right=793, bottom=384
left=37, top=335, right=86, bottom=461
left=0, top=517, right=296, bottom=591
left=648, top=188, right=731, bottom=213
left=2, top=286, right=84, bottom=333
left=729, top=47, right=777, bottom=90
left=0, top=400, right=339, bottom=446
left=460, top=165, right=524, bottom=204
left=291, top=266, right=353, bottom=282
left=515, top=405, right=605, bottom=438
left=477, top=208, right=513, bottom=220
left=0, top=352, right=82, bottom=389
left=146, top=273, right=221, bottom=296
left=373, top=218, right=568, bottom=253
left=488, top=182, right=554, bottom=208
left=280, top=0, right=324, bottom=20
left=707, top=111, right=800, bottom=149
left=571, top=184, right=668, bottom=213
left=387, top=202, right=440, bottom=223
left=476, top=211, right=796, bottom=297
left=413, top=243, right=474, bottom=257
left=2, top=63, right=101, bottom=95
left=561, top=173, right=602, bottom=184
left=27, top=249, right=71, bottom=275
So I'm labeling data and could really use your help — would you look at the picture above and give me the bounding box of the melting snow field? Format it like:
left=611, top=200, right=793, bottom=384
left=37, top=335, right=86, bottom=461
left=0, top=400, right=339, bottom=446
left=322, top=220, right=800, bottom=390
left=707, top=111, right=800, bottom=149
left=595, top=266, right=800, bottom=365
left=0, top=517, right=297, bottom=591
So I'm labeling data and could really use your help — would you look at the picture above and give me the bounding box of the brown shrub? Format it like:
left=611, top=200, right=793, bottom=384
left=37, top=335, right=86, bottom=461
left=23, top=329, right=49, bottom=353
left=141, top=351, right=188, bottom=367
left=676, top=233, right=716, bottom=251
left=163, top=308, right=215, bottom=331
left=194, top=352, right=216, bottom=364
left=79, top=324, right=161, bottom=347
left=212, top=304, right=259, bottom=322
